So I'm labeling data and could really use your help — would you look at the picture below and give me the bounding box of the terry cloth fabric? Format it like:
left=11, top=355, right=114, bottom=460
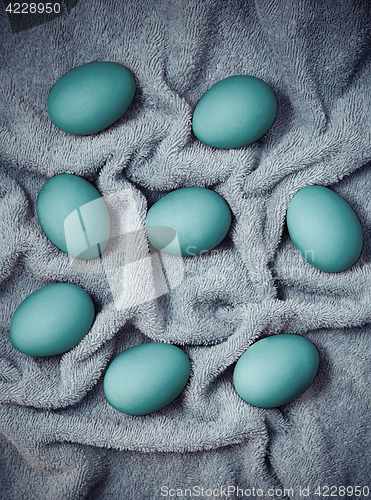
left=1, top=0, right=371, bottom=498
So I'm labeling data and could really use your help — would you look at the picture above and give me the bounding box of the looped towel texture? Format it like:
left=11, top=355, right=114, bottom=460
left=0, top=0, right=371, bottom=498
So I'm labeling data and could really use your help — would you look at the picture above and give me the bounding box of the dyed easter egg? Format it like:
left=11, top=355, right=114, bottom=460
left=9, top=283, right=95, bottom=357
left=103, top=342, right=190, bottom=415
left=37, top=173, right=110, bottom=260
left=233, top=334, right=319, bottom=408
left=47, top=61, right=136, bottom=135
left=286, top=185, right=363, bottom=272
left=145, top=187, right=232, bottom=256
left=192, top=75, right=277, bottom=149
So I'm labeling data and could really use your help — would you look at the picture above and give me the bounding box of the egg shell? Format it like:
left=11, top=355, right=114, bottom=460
left=233, top=334, right=319, bottom=408
left=145, top=187, right=232, bottom=256
left=47, top=61, right=136, bottom=135
left=9, top=283, right=95, bottom=357
left=103, top=342, right=191, bottom=415
left=286, top=185, right=363, bottom=272
left=37, top=173, right=111, bottom=260
left=192, top=75, right=277, bottom=149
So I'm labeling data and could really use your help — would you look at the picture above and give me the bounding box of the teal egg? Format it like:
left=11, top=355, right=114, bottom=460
left=103, top=342, right=191, bottom=415
left=47, top=61, right=136, bottom=135
left=145, top=187, right=232, bottom=256
left=286, top=185, right=363, bottom=272
left=233, top=334, right=319, bottom=408
left=9, top=283, right=95, bottom=357
left=37, top=173, right=111, bottom=260
left=192, top=75, right=277, bottom=149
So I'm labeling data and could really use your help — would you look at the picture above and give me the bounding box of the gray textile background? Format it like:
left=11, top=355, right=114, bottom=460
left=1, top=0, right=371, bottom=498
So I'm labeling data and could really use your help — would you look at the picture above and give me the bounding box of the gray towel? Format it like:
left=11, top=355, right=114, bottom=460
left=1, top=0, right=370, bottom=498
